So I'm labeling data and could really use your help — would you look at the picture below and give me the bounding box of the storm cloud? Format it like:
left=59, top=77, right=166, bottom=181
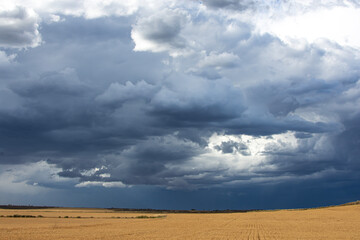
left=0, top=0, right=359, bottom=208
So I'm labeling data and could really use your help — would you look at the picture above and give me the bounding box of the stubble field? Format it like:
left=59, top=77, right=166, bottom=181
left=1, top=203, right=359, bottom=239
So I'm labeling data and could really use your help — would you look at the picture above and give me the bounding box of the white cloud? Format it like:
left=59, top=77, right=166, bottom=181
left=0, top=5, right=41, bottom=48
left=45, top=14, right=64, bottom=23
left=1, top=0, right=142, bottom=19
left=255, top=2, right=360, bottom=49
left=75, top=181, right=126, bottom=188
left=0, top=161, right=75, bottom=194
left=197, top=52, right=240, bottom=69
left=0, top=0, right=187, bottom=21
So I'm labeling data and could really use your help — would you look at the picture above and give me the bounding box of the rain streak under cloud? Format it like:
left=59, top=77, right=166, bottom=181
left=0, top=0, right=360, bottom=209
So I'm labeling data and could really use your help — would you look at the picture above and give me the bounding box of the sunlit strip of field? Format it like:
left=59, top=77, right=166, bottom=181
left=1, top=203, right=360, bottom=239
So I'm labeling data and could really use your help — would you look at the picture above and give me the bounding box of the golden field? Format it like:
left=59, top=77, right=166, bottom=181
left=1, top=203, right=360, bottom=240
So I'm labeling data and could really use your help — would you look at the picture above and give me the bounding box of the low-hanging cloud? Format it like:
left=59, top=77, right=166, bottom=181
left=0, top=0, right=359, bottom=201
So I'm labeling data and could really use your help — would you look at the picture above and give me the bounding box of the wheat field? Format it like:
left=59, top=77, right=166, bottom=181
left=1, top=203, right=360, bottom=239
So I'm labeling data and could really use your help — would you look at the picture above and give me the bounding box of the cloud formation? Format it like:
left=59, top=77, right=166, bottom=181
left=0, top=5, right=41, bottom=48
left=0, top=0, right=360, bottom=208
left=132, top=9, right=190, bottom=56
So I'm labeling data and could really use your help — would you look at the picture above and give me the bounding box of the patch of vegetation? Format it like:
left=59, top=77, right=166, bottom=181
left=6, top=214, right=37, bottom=218
left=0, top=214, right=45, bottom=218
left=135, top=215, right=166, bottom=219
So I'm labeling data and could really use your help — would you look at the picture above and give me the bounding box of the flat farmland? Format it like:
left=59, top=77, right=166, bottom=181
left=1, top=203, right=360, bottom=240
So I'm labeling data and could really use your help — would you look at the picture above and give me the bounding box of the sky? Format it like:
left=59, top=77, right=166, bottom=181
left=0, top=0, right=360, bottom=210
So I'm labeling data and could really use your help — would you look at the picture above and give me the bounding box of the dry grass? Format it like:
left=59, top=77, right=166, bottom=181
left=1, top=203, right=360, bottom=239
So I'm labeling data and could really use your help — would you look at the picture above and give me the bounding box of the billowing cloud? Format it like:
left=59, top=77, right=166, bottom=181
left=0, top=5, right=41, bottom=48
left=96, top=80, right=157, bottom=106
left=0, top=0, right=360, bottom=208
left=132, top=9, right=190, bottom=56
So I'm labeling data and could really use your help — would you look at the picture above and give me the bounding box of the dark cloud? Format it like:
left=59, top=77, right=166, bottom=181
left=106, top=135, right=205, bottom=185
left=149, top=74, right=246, bottom=126
left=258, top=114, right=360, bottom=178
left=10, top=68, right=88, bottom=97
left=0, top=1, right=360, bottom=209
left=333, top=113, right=360, bottom=171
left=294, top=132, right=313, bottom=139
left=215, top=140, right=250, bottom=155
left=131, top=9, right=188, bottom=53
left=96, top=80, right=157, bottom=107
left=0, top=21, right=354, bottom=189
